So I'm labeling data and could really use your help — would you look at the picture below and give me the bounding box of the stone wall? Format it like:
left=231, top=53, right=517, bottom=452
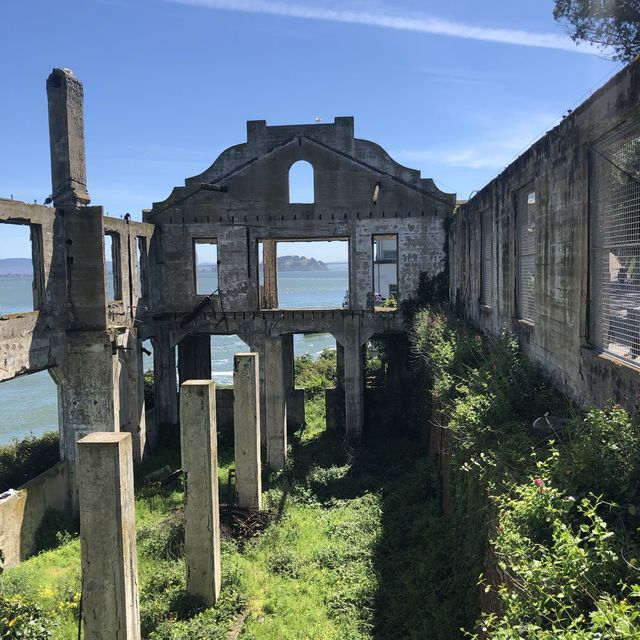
left=448, top=58, right=640, bottom=413
left=0, top=461, right=69, bottom=568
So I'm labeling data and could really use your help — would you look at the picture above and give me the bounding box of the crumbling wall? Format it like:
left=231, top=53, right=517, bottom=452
left=449, top=58, right=640, bottom=413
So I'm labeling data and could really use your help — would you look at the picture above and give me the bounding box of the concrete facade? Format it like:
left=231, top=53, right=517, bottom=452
left=448, top=58, right=640, bottom=415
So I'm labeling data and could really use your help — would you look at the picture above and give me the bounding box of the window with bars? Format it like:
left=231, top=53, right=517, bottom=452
left=516, top=189, right=536, bottom=322
left=480, top=209, right=493, bottom=307
left=591, top=121, right=640, bottom=364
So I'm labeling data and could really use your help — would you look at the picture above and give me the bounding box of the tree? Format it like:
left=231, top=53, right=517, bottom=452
left=553, top=0, right=640, bottom=62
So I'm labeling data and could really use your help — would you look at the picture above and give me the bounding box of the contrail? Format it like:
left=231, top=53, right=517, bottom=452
left=165, top=0, right=594, bottom=54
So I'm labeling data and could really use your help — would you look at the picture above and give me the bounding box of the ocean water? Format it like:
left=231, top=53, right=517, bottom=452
left=0, top=267, right=347, bottom=444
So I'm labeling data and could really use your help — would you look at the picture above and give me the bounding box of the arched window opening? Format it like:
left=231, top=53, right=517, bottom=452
left=288, top=161, right=315, bottom=204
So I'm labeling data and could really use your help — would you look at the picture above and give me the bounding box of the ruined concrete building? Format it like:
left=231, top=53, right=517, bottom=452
left=1, top=58, right=640, bottom=565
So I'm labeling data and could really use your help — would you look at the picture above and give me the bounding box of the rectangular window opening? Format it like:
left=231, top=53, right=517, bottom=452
left=592, top=124, right=640, bottom=364
left=372, top=234, right=398, bottom=310
left=0, top=369, right=60, bottom=454
left=194, top=238, right=218, bottom=296
left=516, top=189, right=536, bottom=322
left=258, top=238, right=349, bottom=310
left=0, top=222, right=42, bottom=315
left=480, top=210, right=493, bottom=307
left=104, top=232, right=122, bottom=301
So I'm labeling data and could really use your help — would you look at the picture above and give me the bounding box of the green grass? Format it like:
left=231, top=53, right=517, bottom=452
left=0, top=370, right=473, bottom=639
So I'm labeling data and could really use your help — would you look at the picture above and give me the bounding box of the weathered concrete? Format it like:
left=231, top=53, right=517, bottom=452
left=46, top=68, right=90, bottom=207
left=343, top=316, right=364, bottom=439
left=265, top=336, right=287, bottom=469
left=179, top=380, right=221, bottom=605
left=178, top=334, right=212, bottom=383
left=77, top=433, right=140, bottom=640
left=448, top=58, right=640, bottom=417
left=0, top=462, right=69, bottom=569
left=233, top=353, right=262, bottom=509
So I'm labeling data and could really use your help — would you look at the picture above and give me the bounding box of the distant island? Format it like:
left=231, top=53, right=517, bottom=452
left=196, top=255, right=330, bottom=272
left=0, top=258, right=32, bottom=276
left=276, top=255, right=329, bottom=271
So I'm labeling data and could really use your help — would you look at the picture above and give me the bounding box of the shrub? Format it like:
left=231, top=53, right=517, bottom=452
left=138, top=510, right=185, bottom=560
left=0, top=432, right=59, bottom=491
left=0, top=595, right=52, bottom=639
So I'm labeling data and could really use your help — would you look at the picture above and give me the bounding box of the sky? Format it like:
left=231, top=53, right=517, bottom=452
left=0, top=0, right=621, bottom=261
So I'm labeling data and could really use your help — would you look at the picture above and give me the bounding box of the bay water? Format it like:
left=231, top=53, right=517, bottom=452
left=0, top=266, right=348, bottom=444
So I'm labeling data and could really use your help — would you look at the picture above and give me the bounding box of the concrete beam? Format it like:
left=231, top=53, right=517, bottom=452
left=233, top=353, right=262, bottom=509
left=265, top=336, right=287, bottom=469
left=180, top=380, right=221, bottom=605
left=77, top=433, right=140, bottom=640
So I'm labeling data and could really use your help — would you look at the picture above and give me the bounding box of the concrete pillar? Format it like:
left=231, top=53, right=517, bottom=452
left=262, top=240, right=278, bottom=308
left=282, top=333, right=294, bottom=393
left=180, top=380, right=221, bottom=605
left=152, top=330, right=178, bottom=428
left=233, top=354, right=262, bottom=509
left=46, top=68, right=90, bottom=207
left=247, top=332, right=267, bottom=448
left=114, top=330, right=147, bottom=461
left=344, top=318, right=364, bottom=440
left=77, top=433, right=140, bottom=640
left=178, top=334, right=211, bottom=383
left=265, top=336, right=287, bottom=469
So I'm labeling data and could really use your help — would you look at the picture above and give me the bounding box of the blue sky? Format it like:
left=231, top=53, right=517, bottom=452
left=0, top=0, right=620, bottom=260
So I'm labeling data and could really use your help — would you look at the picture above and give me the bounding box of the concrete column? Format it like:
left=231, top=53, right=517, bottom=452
left=282, top=333, right=294, bottom=393
left=152, top=330, right=178, bottom=428
left=46, top=68, right=90, bottom=207
left=265, top=336, right=287, bottom=469
left=77, top=433, right=140, bottom=640
left=178, top=334, right=211, bottom=383
left=262, top=240, right=278, bottom=308
left=247, top=332, right=267, bottom=448
left=233, top=354, right=262, bottom=509
left=344, top=318, right=364, bottom=440
left=180, top=380, right=221, bottom=605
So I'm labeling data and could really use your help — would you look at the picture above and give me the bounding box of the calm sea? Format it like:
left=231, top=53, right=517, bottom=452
left=0, top=267, right=348, bottom=444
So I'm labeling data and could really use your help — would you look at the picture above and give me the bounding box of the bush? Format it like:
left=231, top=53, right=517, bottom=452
left=0, top=595, right=52, bottom=639
left=144, top=369, right=155, bottom=409
left=294, top=349, right=336, bottom=398
left=138, top=510, right=185, bottom=560
left=0, top=432, right=59, bottom=491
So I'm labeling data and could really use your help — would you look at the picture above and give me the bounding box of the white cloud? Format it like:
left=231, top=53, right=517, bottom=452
left=163, top=0, right=597, bottom=54
left=393, top=112, right=558, bottom=173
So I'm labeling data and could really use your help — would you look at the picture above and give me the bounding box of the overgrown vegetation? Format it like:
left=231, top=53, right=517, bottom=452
left=0, top=432, right=59, bottom=492
left=412, top=307, right=640, bottom=638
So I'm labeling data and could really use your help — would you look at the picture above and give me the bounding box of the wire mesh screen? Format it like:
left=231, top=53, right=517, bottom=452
left=517, top=189, right=536, bottom=322
left=481, top=209, right=493, bottom=306
left=592, top=121, right=640, bottom=364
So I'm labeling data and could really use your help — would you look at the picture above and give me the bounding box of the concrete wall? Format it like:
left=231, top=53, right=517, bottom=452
left=449, top=58, right=640, bottom=414
left=0, top=462, right=69, bottom=568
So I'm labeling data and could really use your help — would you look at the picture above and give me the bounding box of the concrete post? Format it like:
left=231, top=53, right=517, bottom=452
left=180, top=380, right=221, bottom=605
left=262, top=240, right=278, bottom=308
left=343, top=318, right=363, bottom=440
left=46, top=68, right=90, bottom=207
left=77, top=433, right=140, bottom=640
left=233, top=353, right=262, bottom=509
left=152, top=330, right=178, bottom=428
left=178, top=334, right=212, bottom=383
left=265, top=336, right=287, bottom=469
left=247, top=332, right=268, bottom=448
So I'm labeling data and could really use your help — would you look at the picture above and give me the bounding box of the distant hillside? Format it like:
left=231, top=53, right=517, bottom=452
left=0, top=258, right=32, bottom=276
left=277, top=255, right=329, bottom=271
